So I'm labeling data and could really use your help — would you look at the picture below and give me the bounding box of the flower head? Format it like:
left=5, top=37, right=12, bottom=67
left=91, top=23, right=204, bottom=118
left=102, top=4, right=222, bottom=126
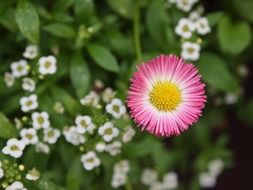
left=23, top=45, right=38, bottom=59
left=127, top=55, right=206, bottom=137
left=20, top=128, right=38, bottom=145
left=98, top=122, right=119, bottom=142
left=80, top=151, right=100, bottom=170
left=4, top=72, right=15, bottom=87
left=6, top=181, right=27, bottom=190
left=22, top=77, right=36, bottom=92
left=2, top=138, right=25, bottom=158
left=75, top=115, right=94, bottom=134
left=43, top=128, right=61, bottom=144
left=80, top=91, right=100, bottom=107
left=32, top=111, right=50, bottom=129
left=35, top=142, right=50, bottom=154
left=26, top=168, right=40, bottom=181
left=176, top=0, right=198, bottom=12
left=181, top=42, right=201, bottom=61
left=195, top=17, right=211, bottom=35
left=63, top=126, right=86, bottom=145
left=38, top=55, right=57, bottom=75
left=20, top=94, right=38, bottom=112
left=175, top=18, right=195, bottom=39
left=106, top=98, right=126, bottom=119
left=11, top=60, right=29, bottom=78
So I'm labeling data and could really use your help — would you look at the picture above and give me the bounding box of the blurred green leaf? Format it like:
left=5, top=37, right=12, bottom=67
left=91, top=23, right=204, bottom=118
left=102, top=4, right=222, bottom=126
left=0, top=112, right=17, bottom=139
left=106, top=0, right=134, bottom=19
left=44, top=23, right=76, bottom=39
left=206, top=11, right=224, bottom=27
left=197, top=53, right=240, bottom=93
left=238, top=100, right=253, bottom=126
left=87, top=44, right=119, bottom=73
left=232, top=0, right=253, bottom=23
left=15, top=0, right=40, bottom=43
left=0, top=8, right=17, bottom=31
left=70, top=52, right=90, bottom=98
left=53, top=12, right=74, bottom=23
left=66, top=157, right=83, bottom=190
left=74, top=0, right=95, bottom=21
left=53, top=0, right=75, bottom=11
left=218, top=16, right=251, bottom=55
left=146, top=0, right=168, bottom=49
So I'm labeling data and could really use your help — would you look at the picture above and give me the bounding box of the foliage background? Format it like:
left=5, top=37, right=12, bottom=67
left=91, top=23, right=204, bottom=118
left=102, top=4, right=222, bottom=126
left=0, top=0, right=253, bottom=189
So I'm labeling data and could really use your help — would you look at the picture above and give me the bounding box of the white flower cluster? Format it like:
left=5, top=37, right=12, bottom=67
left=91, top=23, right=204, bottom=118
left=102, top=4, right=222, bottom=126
left=198, top=158, right=224, bottom=188
left=111, top=160, right=130, bottom=188
left=141, top=168, right=178, bottom=190
left=170, top=1, right=211, bottom=61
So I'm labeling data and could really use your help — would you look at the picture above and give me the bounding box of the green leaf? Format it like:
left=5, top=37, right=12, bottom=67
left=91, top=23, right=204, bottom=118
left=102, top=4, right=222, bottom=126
left=66, top=157, right=83, bottom=190
left=196, top=53, right=240, bottom=93
left=238, top=100, right=253, bottom=127
left=15, top=0, right=40, bottom=43
left=146, top=0, right=168, bottom=49
left=206, top=11, right=224, bottom=27
left=44, top=23, right=76, bottom=39
left=0, top=112, right=17, bottom=139
left=87, top=44, right=119, bottom=73
left=74, top=0, right=95, bottom=21
left=218, top=16, right=251, bottom=55
left=70, top=53, right=90, bottom=98
left=232, top=0, right=253, bottom=23
left=106, top=0, right=134, bottom=19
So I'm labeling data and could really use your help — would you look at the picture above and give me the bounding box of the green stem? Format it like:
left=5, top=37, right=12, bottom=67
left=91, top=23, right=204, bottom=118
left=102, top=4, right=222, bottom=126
left=133, top=0, right=142, bottom=64
left=125, top=178, right=133, bottom=190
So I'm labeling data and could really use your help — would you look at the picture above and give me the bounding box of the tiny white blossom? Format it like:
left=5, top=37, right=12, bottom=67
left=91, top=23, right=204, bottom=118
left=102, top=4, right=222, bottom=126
left=224, top=93, right=238, bottom=105
left=80, top=91, right=100, bottom=107
left=23, top=45, right=38, bottom=59
left=176, top=0, right=198, bottom=12
left=75, top=115, right=94, bottom=134
left=4, top=72, right=15, bottom=87
left=94, top=79, right=104, bottom=90
left=20, top=128, right=38, bottom=145
left=38, top=55, right=57, bottom=75
left=149, top=182, right=164, bottom=190
left=98, top=122, right=119, bottom=142
left=53, top=102, right=65, bottom=114
left=195, top=17, right=211, bottom=35
left=114, top=160, right=130, bottom=174
left=105, top=141, right=122, bottom=156
left=106, top=98, right=126, bottom=119
left=2, top=138, right=25, bottom=158
left=175, top=18, right=195, bottom=39
left=122, top=127, right=135, bottom=143
left=95, top=142, right=106, bottom=152
left=141, top=168, right=158, bottom=186
left=0, top=164, right=4, bottom=179
left=189, top=11, right=201, bottom=21
left=63, top=126, right=86, bottom=146
left=111, top=172, right=127, bottom=188
left=14, top=118, right=23, bottom=129
left=26, top=168, right=40, bottom=181
left=237, top=65, right=249, bottom=77
left=198, top=172, right=216, bottom=188
left=6, top=181, right=27, bottom=190
left=102, top=87, right=116, bottom=103
left=208, top=159, right=224, bottom=177
left=181, top=42, right=200, bottom=61
left=11, top=60, right=29, bottom=78
left=20, top=94, right=38, bottom=112
left=162, top=172, right=178, bottom=190
left=81, top=151, right=100, bottom=171
left=22, top=77, right=36, bottom=92
left=43, top=128, right=61, bottom=144
left=35, top=142, right=50, bottom=154
left=32, top=111, right=50, bottom=129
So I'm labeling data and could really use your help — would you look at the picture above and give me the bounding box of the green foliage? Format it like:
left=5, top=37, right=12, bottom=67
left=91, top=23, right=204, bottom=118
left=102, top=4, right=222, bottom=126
left=0, top=112, right=17, bottom=139
left=44, top=23, right=76, bottom=39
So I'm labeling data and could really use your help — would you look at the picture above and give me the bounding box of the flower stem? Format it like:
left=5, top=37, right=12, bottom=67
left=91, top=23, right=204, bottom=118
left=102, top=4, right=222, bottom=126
left=133, top=0, right=142, bottom=64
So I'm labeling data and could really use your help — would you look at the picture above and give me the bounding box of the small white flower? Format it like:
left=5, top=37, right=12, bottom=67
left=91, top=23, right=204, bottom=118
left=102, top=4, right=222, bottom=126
left=22, top=77, right=36, bottom=92
left=26, top=168, right=40, bottom=181
left=35, top=142, right=50, bottom=154
left=38, top=55, right=57, bottom=75
left=98, top=122, right=119, bottom=142
left=80, top=151, right=100, bottom=171
left=75, top=115, right=94, bottom=134
left=95, top=142, right=106, bottom=152
left=2, top=138, right=25, bottom=158
left=53, top=102, right=65, bottom=114
left=237, top=65, right=249, bottom=77
left=43, top=128, right=61, bottom=144
left=114, top=160, right=130, bottom=174
left=208, top=159, right=224, bottom=177
left=6, top=181, right=27, bottom=190
left=94, top=79, right=104, bottom=90
left=224, top=93, right=238, bottom=105
left=4, top=72, right=15, bottom=87
left=20, top=94, right=38, bottom=112
left=14, top=118, right=23, bottom=129
left=111, top=172, right=127, bottom=188
left=63, top=126, right=86, bottom=146
left=141, top=168, right=158, bottom=186
left=162, top=172, right=178, bottom=190
left=32, top=111, right=50, bottom=129
left=105, top=141, right=122, bottom=156
left=198, top=172, right=216, bottom=188
left=181, top=42, right=200, bottom=61
left=23, top=45, right=38, bottom=59
left=80, top=91, right=100, bottom=107
left=102, top=87, right=116, bottom=103
left=20, top=128, right=38, bottom=145
left=175, top=18, right=195, bottom=39
left=195, top=17, right=211, bottom=35
left=122, top=127, right=135, bottom=143
left=0, top=167, right=4, bottom=179
left=106, top=98, right=126, bottom=119
left=176, top=0, right=198, bottom=12
left=149, top=182, right=164, bottom=190
left=11, top=60, right=29, bottom=78
left=189, top=11, right=201, bottom=21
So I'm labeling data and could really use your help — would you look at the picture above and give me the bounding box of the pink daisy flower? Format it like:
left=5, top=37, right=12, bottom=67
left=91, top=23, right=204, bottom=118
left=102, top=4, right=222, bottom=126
left=127, top=55, right=206, bottom=137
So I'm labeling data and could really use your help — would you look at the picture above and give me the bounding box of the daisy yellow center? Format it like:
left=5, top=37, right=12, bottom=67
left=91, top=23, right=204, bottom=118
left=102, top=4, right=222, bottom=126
left=149, top=81, right=181, bottom=112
